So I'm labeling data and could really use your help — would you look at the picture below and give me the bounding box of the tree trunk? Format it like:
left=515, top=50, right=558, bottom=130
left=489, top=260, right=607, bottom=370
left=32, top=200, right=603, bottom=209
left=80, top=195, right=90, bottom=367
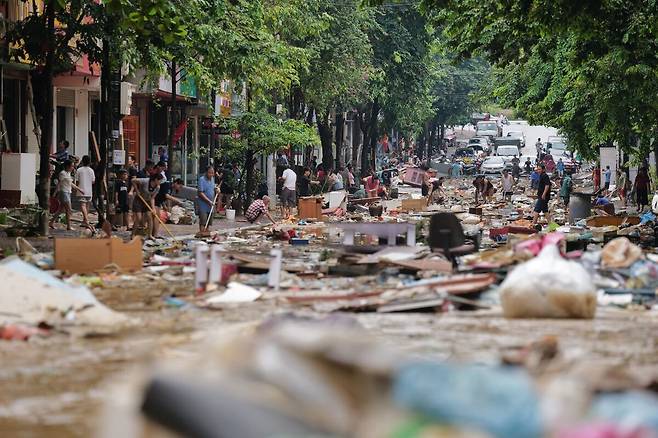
left=317, top=110, right=333, bottom=170
left=335, top=111, right=344, bottom=168
left=352, top=112, right=361, bottom=170
left=169, top=61, right=178, bottom=151
left=244, top=149, right=255, bottom=213
left=360, top=99, right=379, bottom=175
left=244, top=84, right=255, bottom=210
left=428, top=121, right=436, bottom=160
left=439, top=124, right=445, bottom=152
left=33, top=2, right=56, bottom=236
left=96, top=39, right=111, bottom=227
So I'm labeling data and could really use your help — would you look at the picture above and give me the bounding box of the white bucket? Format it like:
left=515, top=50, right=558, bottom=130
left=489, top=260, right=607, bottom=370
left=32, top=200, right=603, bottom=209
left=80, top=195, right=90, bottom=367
left=226, top=209, right=236, bottom=221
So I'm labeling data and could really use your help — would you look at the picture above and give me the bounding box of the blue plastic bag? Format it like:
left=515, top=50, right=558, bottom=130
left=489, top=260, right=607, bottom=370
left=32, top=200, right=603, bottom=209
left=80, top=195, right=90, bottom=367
left=590, top=391, right=658, bottom=432
left=393, top=362, right=543, bottom=438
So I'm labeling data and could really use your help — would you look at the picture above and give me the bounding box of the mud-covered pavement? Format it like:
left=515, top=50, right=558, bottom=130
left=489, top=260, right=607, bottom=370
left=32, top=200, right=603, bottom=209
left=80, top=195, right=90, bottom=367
left=2, top=263, right=658, bottom=436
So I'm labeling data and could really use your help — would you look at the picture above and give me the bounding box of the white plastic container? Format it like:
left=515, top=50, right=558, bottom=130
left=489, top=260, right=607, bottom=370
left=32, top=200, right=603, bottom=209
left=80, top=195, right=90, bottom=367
left=225, top=209, right=236, bottom=221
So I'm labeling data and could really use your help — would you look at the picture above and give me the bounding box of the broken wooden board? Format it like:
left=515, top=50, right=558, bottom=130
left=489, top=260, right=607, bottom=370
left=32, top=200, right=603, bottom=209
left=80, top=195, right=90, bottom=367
left=391, top=258, right=452, bottom=273
left=586, top=215, right=640, bottom=227
left=400, top=197, right=428, bottom=212
left=55, top=237, right=143, bottom=273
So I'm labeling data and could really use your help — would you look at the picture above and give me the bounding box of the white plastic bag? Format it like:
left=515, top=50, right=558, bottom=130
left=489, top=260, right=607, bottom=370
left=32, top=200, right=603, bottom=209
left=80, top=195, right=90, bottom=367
left=499, top=245, right=597, bottom=319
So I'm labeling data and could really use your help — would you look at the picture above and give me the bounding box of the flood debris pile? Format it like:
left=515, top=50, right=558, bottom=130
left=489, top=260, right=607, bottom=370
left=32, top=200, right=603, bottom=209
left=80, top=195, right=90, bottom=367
left=3, top=164, right=658, bottom=437
left=101, top=316, right=658, bottom=438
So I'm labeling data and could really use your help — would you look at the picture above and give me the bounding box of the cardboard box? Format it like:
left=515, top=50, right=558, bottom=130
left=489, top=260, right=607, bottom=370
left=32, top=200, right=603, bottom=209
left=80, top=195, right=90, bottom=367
left=400, top=198, right=428, bottom=212
left=55, top=237, right=143, bottom=273
left=298, top=197, right=323, bottom=219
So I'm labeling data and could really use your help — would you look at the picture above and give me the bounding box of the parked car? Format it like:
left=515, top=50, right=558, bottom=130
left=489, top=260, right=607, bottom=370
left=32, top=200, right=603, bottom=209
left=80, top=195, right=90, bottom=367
left=493, top=136, right=522, bottom=153
left=468, top=137, right=491, bottom=152
left=480, top=156, right=506, bottom=174
left=476, top=120, right=502, bottom=138
left=495, top=145, right=521, bottom=166
left=454, top=147, right=475, bottom=157
left=547, top=135, right=566, bottom=144
left=505, top=131, right=526, bottom=148
left=547, top=140, right=567, bottom=156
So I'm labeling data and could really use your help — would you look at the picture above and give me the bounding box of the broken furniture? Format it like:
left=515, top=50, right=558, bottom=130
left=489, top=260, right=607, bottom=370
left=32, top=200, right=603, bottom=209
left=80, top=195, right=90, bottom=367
left=54, top=237, right=143, bottom=273
left=298, top=197, right=323, bottom=220
left=428, top=213, right=477, bottom=264
left=333, top=221, right=417, bottom=246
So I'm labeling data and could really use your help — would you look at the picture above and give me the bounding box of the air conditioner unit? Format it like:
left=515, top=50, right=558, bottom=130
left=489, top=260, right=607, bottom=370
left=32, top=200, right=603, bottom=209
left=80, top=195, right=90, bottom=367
left=120, top=82, right=134, bottom=115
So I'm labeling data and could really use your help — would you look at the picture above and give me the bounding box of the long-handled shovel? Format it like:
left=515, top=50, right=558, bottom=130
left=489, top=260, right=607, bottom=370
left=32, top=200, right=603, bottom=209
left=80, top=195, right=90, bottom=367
left=135, top=192, right=176, bottom=240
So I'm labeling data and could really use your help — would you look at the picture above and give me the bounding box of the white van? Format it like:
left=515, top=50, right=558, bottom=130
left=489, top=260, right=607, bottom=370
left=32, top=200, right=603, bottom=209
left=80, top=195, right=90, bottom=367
left=476, top=121, right=501, bottom=138
left=496, top=145, right=520, bottom=165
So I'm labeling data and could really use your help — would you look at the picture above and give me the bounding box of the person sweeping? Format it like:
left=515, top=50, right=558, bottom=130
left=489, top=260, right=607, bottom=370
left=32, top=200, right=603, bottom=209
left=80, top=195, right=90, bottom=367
left=197, top=166, right=219, bottom=233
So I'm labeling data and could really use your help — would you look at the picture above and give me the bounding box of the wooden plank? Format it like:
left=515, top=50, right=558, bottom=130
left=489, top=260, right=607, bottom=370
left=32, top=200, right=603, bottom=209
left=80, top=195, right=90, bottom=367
left=400, top=198, right=428, bottom=212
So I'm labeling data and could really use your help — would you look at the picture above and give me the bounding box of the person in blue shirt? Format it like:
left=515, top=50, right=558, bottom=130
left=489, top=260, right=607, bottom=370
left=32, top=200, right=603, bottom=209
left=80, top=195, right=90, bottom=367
left=556, top=158, right=565, bottom=178
left=595, top=193, right=611, bottom=206
left=197, top=166, right=218, bottom=233
left=530, top=168, right=540, bottom=190
left=51, top=140, right=70, bottom=162
left=450, top=161, right=463, bottom=178
left=604, top=165, right=612, bottom=191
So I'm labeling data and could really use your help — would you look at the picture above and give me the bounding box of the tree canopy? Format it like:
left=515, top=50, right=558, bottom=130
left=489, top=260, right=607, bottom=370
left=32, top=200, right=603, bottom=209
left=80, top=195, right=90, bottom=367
left=423, top=0, right=658, bottom=158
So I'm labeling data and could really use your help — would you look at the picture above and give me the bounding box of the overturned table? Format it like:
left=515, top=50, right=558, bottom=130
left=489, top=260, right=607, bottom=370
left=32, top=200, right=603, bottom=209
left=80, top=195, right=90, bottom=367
left=334, top=221, right=416, bottom=246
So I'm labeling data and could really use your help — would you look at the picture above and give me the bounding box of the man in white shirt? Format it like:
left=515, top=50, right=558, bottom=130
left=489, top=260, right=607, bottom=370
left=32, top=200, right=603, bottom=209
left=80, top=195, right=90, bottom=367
left=501, top=169, right=515, bottom=202
left=279, top=164, right=297, bottom=218
left=75, top=155, right=96, bottom=232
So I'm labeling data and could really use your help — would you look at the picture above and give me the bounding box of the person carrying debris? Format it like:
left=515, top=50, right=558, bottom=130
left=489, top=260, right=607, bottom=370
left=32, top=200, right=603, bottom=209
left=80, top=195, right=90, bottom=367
left=245, top=195, right=276, bottom=224
left=532, top=164, right=552, bottom=226
left=132, top=173, right=164, bottom=239
left=473, top=175, right=494, bottom=204
left=49, top=160, right=83, bottom=231
left=501, top=169, right=514, bottom=202
left=428, top=177, right=446, bottom=206
left=197, top=166, right=218, bottom=233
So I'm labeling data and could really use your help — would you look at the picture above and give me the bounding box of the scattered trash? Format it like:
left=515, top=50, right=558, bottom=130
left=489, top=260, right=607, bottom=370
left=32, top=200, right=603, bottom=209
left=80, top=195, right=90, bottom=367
left=601, top=238, right=644, bottom=269
left=394, top=362, right=543, bottom=438
left=0, top=257, right=133, bottom=329
left=205, top=282, right=262, bottom=305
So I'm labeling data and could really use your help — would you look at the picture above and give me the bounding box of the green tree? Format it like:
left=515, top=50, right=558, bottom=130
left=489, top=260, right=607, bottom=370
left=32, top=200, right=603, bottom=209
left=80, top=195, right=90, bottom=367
left=6, top=1, right=105, bottom=235
left=423, top=0, right=658, bottom=159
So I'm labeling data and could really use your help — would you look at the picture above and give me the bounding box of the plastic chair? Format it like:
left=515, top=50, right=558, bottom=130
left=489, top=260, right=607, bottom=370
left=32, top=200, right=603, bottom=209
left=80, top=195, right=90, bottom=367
left=428, top=213, right=477, bottom=264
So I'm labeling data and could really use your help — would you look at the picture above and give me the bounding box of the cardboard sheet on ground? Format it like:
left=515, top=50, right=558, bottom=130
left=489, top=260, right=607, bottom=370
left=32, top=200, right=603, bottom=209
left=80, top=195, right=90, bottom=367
left=54, top=237, right=142, bottom=273
left=0, top=257, right=132, bottom=329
